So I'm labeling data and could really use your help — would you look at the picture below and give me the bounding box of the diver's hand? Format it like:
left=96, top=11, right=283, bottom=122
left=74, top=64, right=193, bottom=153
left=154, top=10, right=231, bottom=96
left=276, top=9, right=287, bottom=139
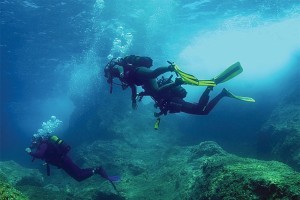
left=25, top=148, right=31, bottom=154
left=167, top=61, right=175, bottom=71
left=175, top=77, right=185, bottom=85
left=132, top=101, right=138, bottom=110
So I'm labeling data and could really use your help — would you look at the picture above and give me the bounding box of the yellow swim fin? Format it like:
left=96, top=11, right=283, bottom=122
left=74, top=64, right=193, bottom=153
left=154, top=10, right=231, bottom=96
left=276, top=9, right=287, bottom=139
left=174, top=64, right=216, bottom=87
left=223, top=89, right=255, bottom=102
left=214, top=62, right=243, bottom=84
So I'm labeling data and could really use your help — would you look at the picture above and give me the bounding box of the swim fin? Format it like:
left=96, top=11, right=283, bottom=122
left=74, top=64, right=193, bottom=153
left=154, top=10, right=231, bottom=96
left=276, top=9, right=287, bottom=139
left=223, top=88, right=255, bottom=102
left=174, top=64, right=216, bottom=86
left=214, top=62, right=243, bottom=84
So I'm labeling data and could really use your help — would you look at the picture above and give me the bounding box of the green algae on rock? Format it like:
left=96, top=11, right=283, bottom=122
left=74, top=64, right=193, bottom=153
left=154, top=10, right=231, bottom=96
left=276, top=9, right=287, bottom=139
left=0, top=181, right=28, bottom=200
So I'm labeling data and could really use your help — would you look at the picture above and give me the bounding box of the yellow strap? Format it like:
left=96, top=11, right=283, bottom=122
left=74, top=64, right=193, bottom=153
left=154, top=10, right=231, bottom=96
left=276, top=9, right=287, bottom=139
left=154, top=118, right=160, bottom=130
left=174, top=65, right=196, bottom=80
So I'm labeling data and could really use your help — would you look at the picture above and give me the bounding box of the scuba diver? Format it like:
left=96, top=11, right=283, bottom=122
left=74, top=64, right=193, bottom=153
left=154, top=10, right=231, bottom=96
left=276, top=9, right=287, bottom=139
left=104, top=55, right=255, bottom=128
left=139, top=61, right=255, bottom=117
left=104, top=55, right=179, bottom=109
left=142, top=78, right=227, bottom=116
left=25, top=133, right=120, bottom=190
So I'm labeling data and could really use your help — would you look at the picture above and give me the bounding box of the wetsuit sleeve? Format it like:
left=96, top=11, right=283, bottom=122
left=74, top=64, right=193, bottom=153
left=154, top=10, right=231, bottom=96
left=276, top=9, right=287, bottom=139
left=30, top=143, right=47, bottom=159
left=130, top=84, right=137, bottom=103
left=135, top=66, right=170, bottom=79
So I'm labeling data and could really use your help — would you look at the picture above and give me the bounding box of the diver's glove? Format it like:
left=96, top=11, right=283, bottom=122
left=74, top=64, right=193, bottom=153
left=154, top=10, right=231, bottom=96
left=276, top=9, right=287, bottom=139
left=132, top=101, right=138, bottom=110
left=25, top=148, right=31, bottom=154
left=167, top=61, right=176, bottom=72
left=175, top=77, right=185, bottom=85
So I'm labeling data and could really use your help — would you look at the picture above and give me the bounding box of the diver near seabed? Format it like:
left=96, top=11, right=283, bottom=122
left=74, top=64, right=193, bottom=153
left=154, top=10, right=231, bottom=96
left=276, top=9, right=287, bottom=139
left=25, top=134, right=120, bottom=192
left=104, top=55, right=255, bottom=129
left=25, top=117, right=120, bottom=193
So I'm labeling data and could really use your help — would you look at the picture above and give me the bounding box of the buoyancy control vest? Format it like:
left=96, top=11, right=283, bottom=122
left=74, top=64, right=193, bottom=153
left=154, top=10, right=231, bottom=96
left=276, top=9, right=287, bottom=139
left=49, top=135, right=71, bottom=157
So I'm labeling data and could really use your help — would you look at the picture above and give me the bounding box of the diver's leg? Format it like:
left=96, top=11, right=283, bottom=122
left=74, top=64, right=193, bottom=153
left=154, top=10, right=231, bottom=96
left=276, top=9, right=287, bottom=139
left=61, top=156, right=94, bottom=182
left=172, top=87, right=218, bottom=115
left=198, top=87, right=213, bottom=110
left=173, top=98, right=205, bottom=115
left=202, top=88, right=227, bottom=114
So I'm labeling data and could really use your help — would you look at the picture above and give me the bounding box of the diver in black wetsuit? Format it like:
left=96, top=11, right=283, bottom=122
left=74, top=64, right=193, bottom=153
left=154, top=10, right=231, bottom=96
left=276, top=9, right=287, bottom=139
left=104, top=55, right=178, bottom=109
left=104, top=55, right=229, bottom=116
left=152, top=84, right=229, bottom=116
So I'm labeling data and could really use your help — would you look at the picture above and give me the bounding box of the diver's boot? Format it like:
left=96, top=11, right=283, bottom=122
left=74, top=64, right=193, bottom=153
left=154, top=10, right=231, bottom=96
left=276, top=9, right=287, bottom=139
left=93, top=167, right=109, bottom=179
left=221, top=88, right=237, bottom=99
left=221, top=88, right=230, bottom=97
left=207, top=85, right=214, bottom=91
left=175, top=77, right=185, bottom=85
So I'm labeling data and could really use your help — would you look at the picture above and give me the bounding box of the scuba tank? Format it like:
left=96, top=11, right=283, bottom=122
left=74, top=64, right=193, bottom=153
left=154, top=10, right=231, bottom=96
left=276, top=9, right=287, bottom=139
left=49, top=135, right=71, bottom=156
left=157, top=76, right=187, bottom=99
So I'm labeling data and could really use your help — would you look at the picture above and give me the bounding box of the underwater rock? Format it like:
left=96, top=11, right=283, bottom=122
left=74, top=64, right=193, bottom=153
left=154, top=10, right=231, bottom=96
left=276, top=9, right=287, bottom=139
left=189, top=141, right=228, bottom=160
left=255, top=62, right=300, bottom=172
left=15, top=176, right=44, bottom=187
left=1, top=141, right=299, bottom=199
left=0, top=161, right=82, bottom=199
left=127, top=162, right=146, bottom=176
left=43, top=184, right=60, bottom=192
left=258, top=86, right=300, bottom=171
left=76, top=140, right=300, bottom=199
left=16, top=185, right=81, bottom=200
left=0, top=181, right=28, bottom=200
left=189, top=145, right=300, bottom=199
left=0, top=160, right=44, bottom=186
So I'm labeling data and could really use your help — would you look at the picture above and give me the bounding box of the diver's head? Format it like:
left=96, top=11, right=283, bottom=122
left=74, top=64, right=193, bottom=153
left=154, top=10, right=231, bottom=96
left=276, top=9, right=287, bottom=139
left=104, top=59, right=124, bottom=83
left=30, top=133, right=48, bottom=149
left=104, top=63, right=113, bottom=83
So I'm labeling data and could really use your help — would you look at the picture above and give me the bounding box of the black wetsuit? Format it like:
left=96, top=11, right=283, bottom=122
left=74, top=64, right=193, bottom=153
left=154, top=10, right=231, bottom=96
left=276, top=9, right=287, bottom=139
left=116, top=63, right=175, bottom=105
left=158, top=87, right=226, bottom=115
left=110, top=56, right=226, bottom=115
left=128, top=69, right=226, bottom=115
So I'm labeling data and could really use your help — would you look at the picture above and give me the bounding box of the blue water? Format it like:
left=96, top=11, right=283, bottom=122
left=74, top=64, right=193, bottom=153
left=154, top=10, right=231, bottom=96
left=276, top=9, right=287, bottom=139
left=1, top=0, right=300, bottom=165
